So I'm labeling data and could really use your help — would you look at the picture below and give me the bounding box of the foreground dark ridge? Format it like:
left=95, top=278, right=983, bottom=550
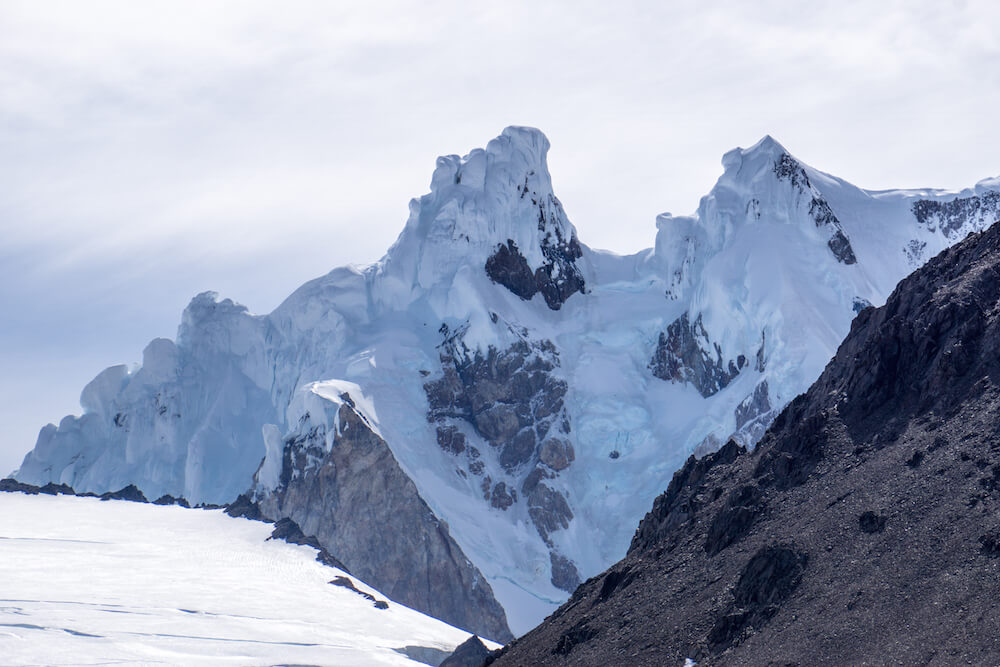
left=491, top=221, right=1000, bottom=665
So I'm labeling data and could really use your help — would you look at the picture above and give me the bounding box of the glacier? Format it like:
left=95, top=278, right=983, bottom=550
left=14, top=126, right=1000, bottom=636
left=0, top=491, right=498, bottom=665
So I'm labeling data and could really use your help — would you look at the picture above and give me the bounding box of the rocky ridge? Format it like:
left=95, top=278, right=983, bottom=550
left=424, top=323, right=579, bottom=591
left=251, top=386, right=512, bottom=642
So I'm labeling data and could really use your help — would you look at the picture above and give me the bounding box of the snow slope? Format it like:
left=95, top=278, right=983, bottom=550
left=0, top=492, right=494, bottom=666
left=15, top=127, right=1000, bottom=634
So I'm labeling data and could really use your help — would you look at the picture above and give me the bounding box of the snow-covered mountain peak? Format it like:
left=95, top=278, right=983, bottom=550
left=656, top=135, right=857, bottom=309
left=720, top=133, right=789, bottom=176
left=375, top=126, right=585, bottom=313
left=717, top=135, right=818, bottom=201
left=427, top=125, right=552, bottom=193
left=178, top=291, right=251, bottom=346
left=394, top=125, right=560, bottom=256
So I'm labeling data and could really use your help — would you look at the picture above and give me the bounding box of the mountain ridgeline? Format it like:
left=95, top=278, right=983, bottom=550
left=13, top=127, right=1000, bottom=638
left=491, top=221, right=1000, bottom=665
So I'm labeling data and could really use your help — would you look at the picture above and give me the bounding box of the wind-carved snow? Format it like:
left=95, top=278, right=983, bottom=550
left=0, top=493, right=495, bottom=666
left=14, top=127, right=1000, bottom=635
left=254, top=379, right=382, bottom=490
left=309, top=379, right=382, bottom=435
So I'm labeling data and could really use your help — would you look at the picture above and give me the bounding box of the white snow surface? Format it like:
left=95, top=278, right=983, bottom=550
left=0, top=492, right=493, bottom=665
left=15, top=127, right=1000, bottom=634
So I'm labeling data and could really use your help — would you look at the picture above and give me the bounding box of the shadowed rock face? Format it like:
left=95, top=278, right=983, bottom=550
left=913, top=191, right=1000, bottom=239
left=0, top=478, right=42, bottom=494
left=484, top=194, right=585, bottom=311
left=731, top=380, right=774, bottom=446
left=706, top=544, right=808, bottom=653
left=649, top=313, right=746, bottom=397
left=774, top=151, right=857, bottom=264
left=485, top=240, right=537, bottom=301
left=548, top=551, right=581, bottom=592
left=426, top=332, right=570, bottom=475
left=253, top=397, right=512, bottom=643
left=734, top=381, right=770, bottom=432
left=424, top=325, right=581, bottom=592
left=440, top=635, right=494, bottom=667
left=491, top=223, right=1000, bottom=665
left=100, top=484, right=148, bottom=503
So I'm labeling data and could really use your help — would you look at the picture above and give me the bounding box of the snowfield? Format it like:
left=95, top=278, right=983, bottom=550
left=0, top=492, right=491, bottom=666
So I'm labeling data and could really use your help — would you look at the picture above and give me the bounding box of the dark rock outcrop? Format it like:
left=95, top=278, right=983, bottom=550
left=489, top=482, right=515, bottom=510
left=425, top=325, right=581, bottom=583
left=441, top=635, right=494, bottom=667
left=224, top=493, right=265, bottom=521
left=436, top=425, right=467, bottom=455
left=1, top=479, right=169, bottom=509
left=268, top=517, right=349, bottom=571
left=525, top=481, right=573, bottom=546
left=99, top=484, right=148, bottom=503
left=733, top=380, right=774, bottom=444
left=913, top=191, right=1000, bottom=239
left=538, top=438, right=574, bottom=471
left=551, top=621, right=598, bottom=657
left=826, top=227, right=857, bottom=265
left=484, top=195, right=585, bottom=310
left=328, top=575, right=388, bottom=609
left=38, top=482, right=75, bottom=495
left=493, top=224, right=1000, bottom=665
left=153, top=494, right=190, bottom=507
left=857, top=511, right=887, bottom=534
left=628, top=439, right=745, bottom=555
left=549, top=552, right=581, bottom=593
left=649, top=313, right=746, bottom=397
left=3, top=479, right=177, bottom=508
left=0, top=478, right=40, bottom=494
left=254, top=394, right=512, bottom=643
left=734, top=382, right=771, bottom=432
left=426, top=332, right=570, bottom=475
left=704, top=483, right=765, bottom=556
left=774, top=152, right=857, bottom=264
left=978, top=534, right=1000, bottom=558
left=485, top=240, right=537, bottom=302
left=707, top=544, right=808, bottom=652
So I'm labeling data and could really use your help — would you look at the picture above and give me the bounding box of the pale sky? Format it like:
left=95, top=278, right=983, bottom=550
left=2, top=0, right=998, bottom=474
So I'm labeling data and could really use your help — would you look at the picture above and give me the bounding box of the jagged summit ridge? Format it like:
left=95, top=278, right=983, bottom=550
left=720, top=134, right=788, bottom=171
left=378, top=126, right=584, bottom=311
left=15, top=127, right=1000, bottom=637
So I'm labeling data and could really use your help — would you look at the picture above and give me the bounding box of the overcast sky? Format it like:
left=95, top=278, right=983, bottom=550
left=2, top=0, right=998, bottom=474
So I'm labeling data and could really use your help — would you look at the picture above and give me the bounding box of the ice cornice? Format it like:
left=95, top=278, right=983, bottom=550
left=720, top=134, right=795, bottom=182
left=488, top=125, right=551, bottom=167
left=427, top=126, right=552, bottom=197
left=745, top=134, right=788, bottom=157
